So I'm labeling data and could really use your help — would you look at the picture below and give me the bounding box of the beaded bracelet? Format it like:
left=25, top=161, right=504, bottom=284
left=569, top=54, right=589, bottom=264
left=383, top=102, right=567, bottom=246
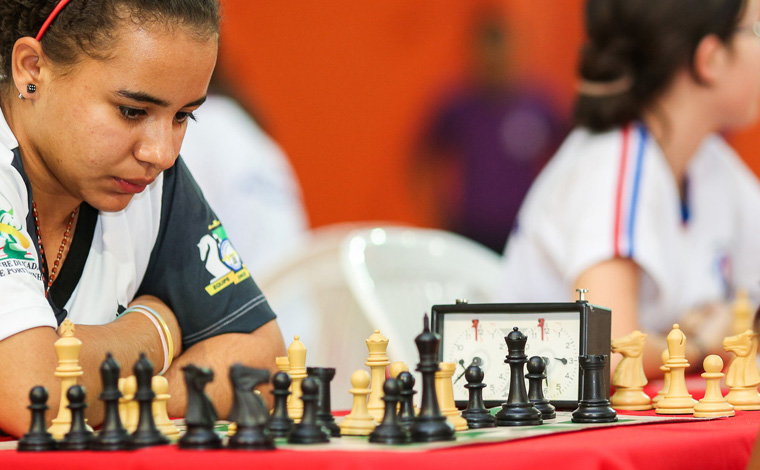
left=121, top=305, right=175, bottom=375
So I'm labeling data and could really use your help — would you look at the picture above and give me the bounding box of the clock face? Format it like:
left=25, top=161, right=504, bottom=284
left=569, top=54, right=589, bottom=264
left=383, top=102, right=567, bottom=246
left=441, top=312, right=581, bottom=403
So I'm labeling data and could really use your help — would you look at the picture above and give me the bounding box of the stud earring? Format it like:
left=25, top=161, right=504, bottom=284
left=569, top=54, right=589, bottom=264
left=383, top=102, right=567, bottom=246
left=27, top=84, right=36, bottom=94
left=18, top=93, right=24, bottom=100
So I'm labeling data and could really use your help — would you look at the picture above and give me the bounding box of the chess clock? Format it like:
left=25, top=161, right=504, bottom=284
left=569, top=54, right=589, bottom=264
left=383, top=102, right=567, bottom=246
left=431, top=291, right=611, bottom=410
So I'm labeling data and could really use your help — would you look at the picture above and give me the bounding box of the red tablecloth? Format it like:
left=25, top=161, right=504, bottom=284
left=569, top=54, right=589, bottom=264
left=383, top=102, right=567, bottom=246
left=2, top=409, right=757, bottom=470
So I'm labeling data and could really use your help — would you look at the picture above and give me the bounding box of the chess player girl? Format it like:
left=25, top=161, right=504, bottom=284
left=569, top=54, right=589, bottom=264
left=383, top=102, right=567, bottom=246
left=0, top=0, right=286, bottom=437
left=501, top=0, right=760, bottom=378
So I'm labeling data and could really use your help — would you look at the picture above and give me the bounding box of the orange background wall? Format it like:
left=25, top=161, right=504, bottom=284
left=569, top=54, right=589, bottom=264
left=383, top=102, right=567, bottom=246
left=218, top=1, right=760, bottom=230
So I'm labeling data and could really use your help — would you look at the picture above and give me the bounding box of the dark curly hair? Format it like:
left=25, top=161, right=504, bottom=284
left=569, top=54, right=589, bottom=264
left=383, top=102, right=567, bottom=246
left=0, top=0, right=219, bottom=91
left=574, top=0, right=746, bottom=132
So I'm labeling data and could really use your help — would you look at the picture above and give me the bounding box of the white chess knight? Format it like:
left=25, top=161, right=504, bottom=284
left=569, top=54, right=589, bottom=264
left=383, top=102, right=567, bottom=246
left=723, top=329, right=760, bottom=410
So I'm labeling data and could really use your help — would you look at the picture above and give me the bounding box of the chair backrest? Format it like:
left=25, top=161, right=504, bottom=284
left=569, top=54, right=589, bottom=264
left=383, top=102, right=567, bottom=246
left=256, top=223, right=381, bottom=409
left=340, top=226, right=503, bottom=369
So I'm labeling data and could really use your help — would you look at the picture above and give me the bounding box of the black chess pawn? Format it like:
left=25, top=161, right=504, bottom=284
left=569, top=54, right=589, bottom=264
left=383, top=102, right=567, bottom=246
left=288, top=376, right=330, bottom=444
left=461, top=365, right=496, bottom=428
left=369, top=378, right=411, bottom=444
left=526, top=356, right=556, bottom=420
left=268, top=372, right=294, bottom=438
left=495, top=327, right=542, bottom=426
left=179, top=364, right=223, bottom=449
left=128, top=353, right=169, bottom=448
left=59, top=385, right=94, bottom=450
left=409, top=314, right=455, bottom=442
left=227, top=364, right=275, bottom=450
left=572, top=355, right=617, bottom=424
left=306, top=367, right=341, bottom=437
left=396, top=371, right=417, bottom=430
left=17, top=386, right=56, bottom=452
left=90, top=353, right=129, bottom=450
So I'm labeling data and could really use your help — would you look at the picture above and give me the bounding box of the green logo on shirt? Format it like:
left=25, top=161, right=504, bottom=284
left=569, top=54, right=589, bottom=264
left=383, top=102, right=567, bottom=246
left=0, top=209, right=34, bottom=261
left=198, top=220, right=250, bottom=296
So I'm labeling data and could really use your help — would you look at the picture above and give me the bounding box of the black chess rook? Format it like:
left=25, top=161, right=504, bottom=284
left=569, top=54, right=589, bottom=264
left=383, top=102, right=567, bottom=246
left=572, top=355, right=617, bottom=424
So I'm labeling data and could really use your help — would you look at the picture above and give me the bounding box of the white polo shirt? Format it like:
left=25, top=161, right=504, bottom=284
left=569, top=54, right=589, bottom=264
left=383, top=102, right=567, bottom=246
left=501, top=124, right=760, bottom=333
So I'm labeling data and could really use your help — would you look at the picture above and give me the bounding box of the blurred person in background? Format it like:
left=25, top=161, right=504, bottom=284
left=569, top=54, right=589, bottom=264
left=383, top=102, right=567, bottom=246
left=413, top=12, right=566, bottom=253
left=502, top=0, right=760, bottom=378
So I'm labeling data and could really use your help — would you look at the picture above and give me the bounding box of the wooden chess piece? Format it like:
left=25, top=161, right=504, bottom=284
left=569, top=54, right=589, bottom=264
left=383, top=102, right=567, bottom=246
left=152, top=376, right=180, bottom=440
left=526, top=357, right=556, bottom=419
left=307, top=367, right=341, bottom=437
left=461, top=364, right=496, bottom=428
left=693, top=355, right=735, bottom=418
left=275, top=356, right=290, bottom=374
left=723, top=329, right=760, bottom=410
left=409, top=314, right=455, bottom=442
left=129, top=354, right=169, bottom=448
left=59, top=385, right=94, bottom=450
left=397, top=371, right=417, bottom=430
left=390, top=361, right=409, bottom=379
left=610, top=331, right=652, bottom=410
left=269, top=372, right=295, bottom=438
left=286, top=336, right=307, bottom=422
left=495, top=328, right=542, bottom=426
left=572, top=355, right=617, bottom=423
left=118, top=375, right=139, bottom=433
left=91, top=353, right=129, bottom=450
left=338, top=370, right=377, bottom=436
left=178, top=364, right=222, bottom=449
left=48, top=319, right=87, bottom=440
left=17, top=386, right=57, bottom=452
left=435, top=362, right=468, bottom=431
left=366, top=330, right=391, bottom=422
left=656, top=324, right=697, bottom=415
left=732, top=289, right=753, bottom=335
left=288, top=376, right=330, bottom=444
left=652, top=349, right=670, bottom=407
left=369, top=378, right=411, bottom=444
left=227, top=364, right=275, bottom=450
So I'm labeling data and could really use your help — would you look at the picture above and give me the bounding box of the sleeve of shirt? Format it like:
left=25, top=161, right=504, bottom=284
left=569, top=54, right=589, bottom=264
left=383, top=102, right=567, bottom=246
left=135, top=157, right=276, bottom=349
left=0, top=157, right=57, bottom=341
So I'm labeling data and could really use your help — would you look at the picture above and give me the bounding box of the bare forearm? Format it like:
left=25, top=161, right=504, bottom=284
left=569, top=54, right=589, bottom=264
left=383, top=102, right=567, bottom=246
left=165, top=319, right=286, bottom=419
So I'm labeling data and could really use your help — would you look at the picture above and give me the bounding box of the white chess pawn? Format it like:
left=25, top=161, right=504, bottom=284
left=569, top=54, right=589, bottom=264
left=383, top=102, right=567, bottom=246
left=339, top=370, right=377, bottom=436
left=152, top=376, right=180, bottom=439
left=693, top=355, right=734, bottom=418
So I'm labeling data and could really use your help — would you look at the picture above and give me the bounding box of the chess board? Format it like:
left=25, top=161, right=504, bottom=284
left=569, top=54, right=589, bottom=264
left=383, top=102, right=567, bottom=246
left=0, top=411, right=703, bottom=452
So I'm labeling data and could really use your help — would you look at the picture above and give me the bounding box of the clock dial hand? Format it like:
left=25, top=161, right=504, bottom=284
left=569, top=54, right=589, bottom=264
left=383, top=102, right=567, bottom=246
left=554, top=357, right=568, bottom=365
left=454, top=359, right=467, bottom=384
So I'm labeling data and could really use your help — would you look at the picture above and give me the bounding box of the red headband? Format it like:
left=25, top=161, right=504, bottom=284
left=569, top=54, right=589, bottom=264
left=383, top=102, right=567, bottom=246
left=35, top=0, right=73, bottom=41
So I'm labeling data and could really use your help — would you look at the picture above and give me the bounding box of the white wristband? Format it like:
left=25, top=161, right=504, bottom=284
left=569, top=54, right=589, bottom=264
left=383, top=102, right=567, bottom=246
left=123, top=305, right=172, bottom=375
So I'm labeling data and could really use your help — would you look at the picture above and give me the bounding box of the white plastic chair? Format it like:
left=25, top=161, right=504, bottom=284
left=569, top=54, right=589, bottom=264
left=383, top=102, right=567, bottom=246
left=256, top=223, right=383, bottom=409
left=340, top=226, right=503, bottom=370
